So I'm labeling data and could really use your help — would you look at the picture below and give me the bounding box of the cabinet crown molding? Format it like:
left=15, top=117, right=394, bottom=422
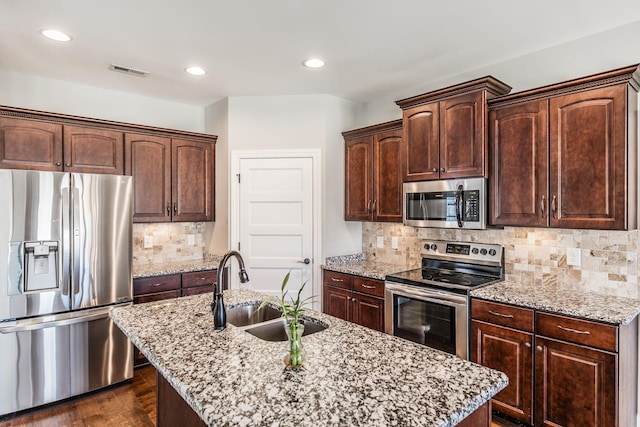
left=342, top=119, right=402, bottom=139
left=395, top=76, right=512, bottom=109
left=0, top=105, right=217, bottom=144
left=489, top=63, right=640, bottom=108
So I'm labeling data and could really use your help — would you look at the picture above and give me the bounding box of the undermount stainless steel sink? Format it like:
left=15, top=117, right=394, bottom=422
left=244, top=318, right=328, bottom=342
left=226, top=303, right=282, bottom=327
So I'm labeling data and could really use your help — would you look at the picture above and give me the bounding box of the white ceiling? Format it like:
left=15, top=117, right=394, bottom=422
left=1, top=0, right=640, bottom=107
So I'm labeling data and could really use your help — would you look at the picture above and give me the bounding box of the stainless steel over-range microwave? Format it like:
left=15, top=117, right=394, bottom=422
left=403, top=177, right=487, bottom=229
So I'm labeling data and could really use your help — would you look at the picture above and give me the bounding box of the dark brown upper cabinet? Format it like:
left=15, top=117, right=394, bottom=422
left=489, top=65, right=640, bottom=230
left=396, top=77, right=511, bottom=181
left=125, top=135, right=215, bottom=223
left=344, top=120, right=403, bottom=222
left=0, top=118, right=123, bottom=174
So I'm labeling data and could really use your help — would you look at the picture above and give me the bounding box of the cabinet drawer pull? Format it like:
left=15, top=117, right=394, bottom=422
left=331, top=278, right=344, bottom=282
left=551, top=195, right=558, bottom=219
left=540, top=195, right=546, bottom=219
left=488, top=310, right=514, bottom=319
left=150, top=283, right=162, bottom=287
left=173, top=203, right=178, bottom=214
left=359, top=284, right=376, bottom=289
left=557, top=325, right=590, bottom=335
left=166, top=204, right=171, bottom=216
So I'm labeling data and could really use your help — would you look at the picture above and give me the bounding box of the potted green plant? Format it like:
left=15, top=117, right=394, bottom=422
left=260, top=270, right=313, bottom=368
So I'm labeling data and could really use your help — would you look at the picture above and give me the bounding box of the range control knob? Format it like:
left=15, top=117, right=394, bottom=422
left=431, top=244, right=438, bottom=251
left=423, top=244, right=430, bottom=250
left=488, top=249, right=497, bottom=256
left=471, top=248, right=479, bottom=255
left=480, top=248, right=488, bottom=255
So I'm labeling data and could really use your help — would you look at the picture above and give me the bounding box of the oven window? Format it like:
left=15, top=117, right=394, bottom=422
left=393, top=295, right=456, bottom=355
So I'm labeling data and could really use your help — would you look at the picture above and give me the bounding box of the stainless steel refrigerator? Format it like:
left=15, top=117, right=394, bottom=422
left=0, top=170, right=134, bottom=416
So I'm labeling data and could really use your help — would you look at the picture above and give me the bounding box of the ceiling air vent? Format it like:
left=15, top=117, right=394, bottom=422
left=109, top=63, right=150, bottom=77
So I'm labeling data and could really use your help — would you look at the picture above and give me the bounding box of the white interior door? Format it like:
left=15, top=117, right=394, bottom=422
left=232, top=152, right=319, bottom=307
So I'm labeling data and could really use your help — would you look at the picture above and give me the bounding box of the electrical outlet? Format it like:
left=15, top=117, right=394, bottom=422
left=376, top=236, right=384, bottom=248
left=567, top=247, right=581, bottom=267
left=391, top=237, right=399, bottom=250
left=188, top=234, right=195, bottom=245
left=143, top=236, right=153, bottom=249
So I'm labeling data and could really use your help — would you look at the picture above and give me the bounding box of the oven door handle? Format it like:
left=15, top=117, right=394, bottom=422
left=386, top=283, right=467, bottom=307
left=455, top=184, right=464, bottom=228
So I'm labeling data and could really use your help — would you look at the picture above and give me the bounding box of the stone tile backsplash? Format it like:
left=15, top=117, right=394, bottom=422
left=362, top=223, right=639, bottom=298
left=133, top=222, right=206, bottom=265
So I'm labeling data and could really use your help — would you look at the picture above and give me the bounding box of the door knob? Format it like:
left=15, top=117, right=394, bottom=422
left=297, top=258, right=310, bottom=264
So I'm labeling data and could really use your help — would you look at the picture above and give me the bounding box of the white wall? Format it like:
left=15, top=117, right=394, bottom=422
left=205, top=94, right=362, bottom=260
left=0, top=69, right=205, bottom=132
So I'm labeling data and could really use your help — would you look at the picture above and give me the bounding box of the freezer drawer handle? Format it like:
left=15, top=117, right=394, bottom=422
left=0, top=306, right=128, bottom=334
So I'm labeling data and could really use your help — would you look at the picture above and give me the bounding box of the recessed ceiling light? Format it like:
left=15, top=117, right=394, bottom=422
left=302, top=58, right=325, bottom=69
left=185, top=66, right=207, bottom=76
left=40, top=29, right=72, bottom=42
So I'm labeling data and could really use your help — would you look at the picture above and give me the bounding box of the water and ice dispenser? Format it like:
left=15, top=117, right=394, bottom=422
left=22, top=241, right=59, bottom=292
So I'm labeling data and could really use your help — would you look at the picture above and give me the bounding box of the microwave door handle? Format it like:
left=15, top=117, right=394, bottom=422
left=455, top=185, right=463, bottom=227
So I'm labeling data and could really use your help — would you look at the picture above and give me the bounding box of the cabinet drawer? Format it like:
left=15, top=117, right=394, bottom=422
left=323, top=271, right=353, bottom=290
left=134, top=290, right=181, bottom=304
left=536, top=312, right=618, bottom=352
left=133, top=274, right=181, bottom=296
left=182, top=269, right=217, bottom=288
left=182, top=285, right=212, bottom=297
left=353, top=277, right=385, bottom=298
left=472, top=299, right=534, bottom=332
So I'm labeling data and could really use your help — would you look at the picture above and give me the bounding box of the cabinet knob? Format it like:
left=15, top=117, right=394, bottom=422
left=440, top=168, right=445, bottom=172
left=166, top=205, right=171, bottom=216
left=55, top=162, right=62, bottom=167
left=65, top=163, right=71, bottom=167
left=536, top=345, right=543, bottom=352
left=551, top=195, right=557, bottom=219
left=540, top=195, right=546, bottom=219
left=173, top=203, right=177, bottom=215
left=524, top=342, right=531, bottom=348
left=432, top=168, right=438, bottom=173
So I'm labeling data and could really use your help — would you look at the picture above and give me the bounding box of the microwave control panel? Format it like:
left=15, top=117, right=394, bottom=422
left=463, top=190, right=480, bottom=221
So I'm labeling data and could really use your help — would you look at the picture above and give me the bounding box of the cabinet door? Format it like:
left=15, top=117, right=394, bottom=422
left=171, top=139, right=214, bottom=222
left=439, top=91, right=485, bottom=179
left=323, top=285, right=352, bottom=322
left=489, top=100, right=549, bottom=227
left=125, top=134, right=172, bottom=222
left=344, top=135, right=373, bottom=221
left=402, top=102, right=439, bottom=181
left=352, top=292, right=384, bottom=332
left=471, top=320, right=534, bottom=425
left=549, top=85, right=627, bottom=229
left=535, top=336, right=617, bottom=427
left=0, top=117, right=63, bottom=171
left=373, top=128, right=403, bottom=222
left=63, top=125, right=124, bottom=174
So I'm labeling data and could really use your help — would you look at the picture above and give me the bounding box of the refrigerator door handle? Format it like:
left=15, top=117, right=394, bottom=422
left=0, top=304, right=130, bottom=334
left=61, top=174, right=72, bottom=302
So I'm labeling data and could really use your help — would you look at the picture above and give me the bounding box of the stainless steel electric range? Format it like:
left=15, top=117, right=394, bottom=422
left=385, top=240, right=504, bottom=359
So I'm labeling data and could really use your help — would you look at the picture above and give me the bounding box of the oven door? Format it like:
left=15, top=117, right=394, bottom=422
left=385, top=281, right=469, bottom=359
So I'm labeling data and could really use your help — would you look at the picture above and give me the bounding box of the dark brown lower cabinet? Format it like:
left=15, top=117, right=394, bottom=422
left=472, top=298, right=638, bottom=427
left=535, top=336, right=616, bottom=427
left=472, top=320, right=534, bottom=424
left=156, top=370, right=490, bottom=427
left=322, top=270, right=385, bottom=332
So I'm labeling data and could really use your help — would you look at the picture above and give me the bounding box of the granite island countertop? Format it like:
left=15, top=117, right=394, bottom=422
left=110, top=289, right=508, bottom=427
left=470, top=279, right=640, bottom=325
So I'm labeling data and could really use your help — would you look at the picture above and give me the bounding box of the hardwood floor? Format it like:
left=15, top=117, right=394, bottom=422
left=0, top=366, right=157, bottom=427
left=0, top=365, right=521, bottom=427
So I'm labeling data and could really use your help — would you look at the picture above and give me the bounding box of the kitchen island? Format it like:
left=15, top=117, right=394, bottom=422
left=110, top=289, right=507, bottom=427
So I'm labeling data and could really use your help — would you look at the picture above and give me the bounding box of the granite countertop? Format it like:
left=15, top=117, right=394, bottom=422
left=133, top=255, right=224, bottom=278
left=321, top=254, right=409, bottom=281
left=111, top=289, right=507, bottom=427
left=470, top=279, right=640, bottom=325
